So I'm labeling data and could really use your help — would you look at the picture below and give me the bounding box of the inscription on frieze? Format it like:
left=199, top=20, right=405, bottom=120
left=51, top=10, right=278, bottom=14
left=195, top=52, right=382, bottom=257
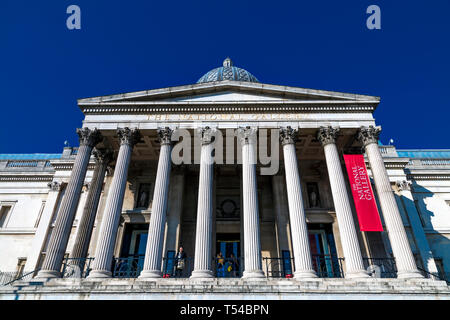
left=147, top=113, right=305, bottom=121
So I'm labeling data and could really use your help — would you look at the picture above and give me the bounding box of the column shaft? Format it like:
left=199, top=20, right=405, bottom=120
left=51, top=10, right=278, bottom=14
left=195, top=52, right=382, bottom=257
left=36, top=128, right=101, bottom=279
left=139, top=128, right=173, bottom=278
left=280, top=127, right=317, bottom=279
left=191, top=129, right=215, bottom=278
left=88, top=128, right=140, bottom=278
left=239, top=127, right=265, bottom=279
left=318, top=126, right=368, bottom=278
left=359, top=126, right=423, bottom=279
left=69, top=149, right=112, bottom=269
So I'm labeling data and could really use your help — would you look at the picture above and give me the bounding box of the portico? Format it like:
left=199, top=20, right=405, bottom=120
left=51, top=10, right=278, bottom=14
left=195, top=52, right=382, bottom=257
left=33, top=59, right=424, bottom=282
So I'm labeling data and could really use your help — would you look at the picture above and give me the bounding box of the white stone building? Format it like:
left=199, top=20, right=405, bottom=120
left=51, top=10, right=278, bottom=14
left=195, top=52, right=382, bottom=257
left=0, top=59, right=449, bottom=299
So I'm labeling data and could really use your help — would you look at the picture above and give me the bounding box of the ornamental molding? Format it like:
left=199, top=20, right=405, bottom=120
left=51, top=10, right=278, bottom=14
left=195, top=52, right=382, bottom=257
left=157, top=127, right=174, bottom=146
left=0, top=175, right=54, bottom=182
left=93, top=148, right=114, bottom=165
left=197, top=127, right=217, bottom=145
left=317, top=126, right=340, bottom=146
left=117, top=127, right=142, bottom=147
left=406, top=174, right=450, bottom=180
left=395, top=180, right=412, bottom=191
left=358, top=126, right=381, bottom=147
left=81, top=104, right=377, bottom=115
left=279, top=126, right=298, bottom=145
left=51, top=161, right=96, bottom=171
left=237, top=126, right=257, bottom=145
left=76, top=127, right=103, bottom=147
left=47, top=181, right=62, bottom=191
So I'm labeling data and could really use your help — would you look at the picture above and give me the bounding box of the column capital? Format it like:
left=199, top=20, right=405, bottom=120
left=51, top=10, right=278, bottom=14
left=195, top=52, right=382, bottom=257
left=76, top=128, right=103, bottom=147
left=396, top=180, right=412, bottom=191
left=47, top=181, right=61, bottom=191
left=93, top=148, right=114, bottom=165
left=279, top=126, right=297, bottom=146
left=357, top=126, right=381, bottom=147
left=157, top=127, right=174, bottom=146
left=197, top=126, right=216, bottom=145
left=317, top=126, right=340, bottom=146
left=237, top=126, right=257, bottom=145
left=117, top=127, right=141, bottom=147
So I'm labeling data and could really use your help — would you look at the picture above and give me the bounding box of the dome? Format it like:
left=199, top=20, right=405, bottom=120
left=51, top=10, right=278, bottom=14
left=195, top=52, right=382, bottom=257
left=197, top=58, right=259, bottom=84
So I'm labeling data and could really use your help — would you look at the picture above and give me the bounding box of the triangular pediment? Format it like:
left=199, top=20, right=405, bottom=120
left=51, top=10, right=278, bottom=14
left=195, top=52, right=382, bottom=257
left=78, top=81, right=380, bottom=106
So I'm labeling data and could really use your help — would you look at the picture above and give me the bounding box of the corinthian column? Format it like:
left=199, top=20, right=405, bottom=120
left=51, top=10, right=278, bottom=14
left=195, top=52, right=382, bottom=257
left=36, top=128, right=102, bottom=279
left=139, top=128, right=174, bottom=278
left=238, top=127, right=265, bottom=279
left=191, top=127, right=215, bottom=278
left=280, top=127, right=317, bottom=279
left=358, top=126, right=423, bottom=279
left=317, top=126, right=369, bottom=278
left=88, top=128, right=141, bottom=278
left=69, top=148, right=113, bottom=268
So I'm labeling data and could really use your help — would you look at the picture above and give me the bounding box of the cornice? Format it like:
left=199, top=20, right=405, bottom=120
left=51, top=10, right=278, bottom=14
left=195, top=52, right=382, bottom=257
left=81, top=103, right=377, bottom=115
left=0, top=175, right=54, bottom=182
left=406, top=174, right=450, bottom=180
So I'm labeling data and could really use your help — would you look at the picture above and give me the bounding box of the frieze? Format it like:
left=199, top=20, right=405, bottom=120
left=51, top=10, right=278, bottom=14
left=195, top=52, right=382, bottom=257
left=81, top=104, right=377, bottom=115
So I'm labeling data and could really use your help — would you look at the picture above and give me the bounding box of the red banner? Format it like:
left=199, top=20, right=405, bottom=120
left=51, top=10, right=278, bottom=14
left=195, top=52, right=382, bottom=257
left=343, top=154, right=383, bottom=232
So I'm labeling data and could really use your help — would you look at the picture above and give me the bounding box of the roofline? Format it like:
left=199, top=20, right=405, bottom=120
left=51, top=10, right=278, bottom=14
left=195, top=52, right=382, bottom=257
left=77, top=80, right=381, bottom=105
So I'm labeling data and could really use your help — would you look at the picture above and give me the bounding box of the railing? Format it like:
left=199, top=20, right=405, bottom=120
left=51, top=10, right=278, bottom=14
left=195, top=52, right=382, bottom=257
left=263, top=257, right=295, bottom=278
left=1, top=270, right=36, bottom=286
left=112, top=256, right=145, bottom=278
left=61, top=257, right=95, bottom=278
left=312, top=254, right=345, bottom=278
left=162, top=257, right=194, bottom=278
left=363, top=257, right=397, bottom=278
left=418, top=267, right=450, bottom=284
left=6, top=160, right=39, bottom=168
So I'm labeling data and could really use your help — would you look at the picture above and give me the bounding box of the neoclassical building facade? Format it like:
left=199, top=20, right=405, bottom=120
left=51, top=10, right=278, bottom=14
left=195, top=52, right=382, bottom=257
left=0, top=59, right=449, bottom=299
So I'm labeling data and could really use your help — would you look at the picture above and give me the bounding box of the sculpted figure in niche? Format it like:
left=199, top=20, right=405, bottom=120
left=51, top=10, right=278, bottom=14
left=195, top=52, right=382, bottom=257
left=307, top=182, right=321, bottom=208
left=136, top=183, right=151, bottom=209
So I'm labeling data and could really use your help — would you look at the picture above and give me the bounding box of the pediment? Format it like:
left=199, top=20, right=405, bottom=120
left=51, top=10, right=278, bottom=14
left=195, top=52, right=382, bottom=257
left=78, top=81, right=380, bottom=106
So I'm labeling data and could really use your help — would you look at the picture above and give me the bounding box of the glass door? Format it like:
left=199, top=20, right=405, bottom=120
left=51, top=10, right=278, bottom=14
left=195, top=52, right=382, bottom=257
left=309, top=230, right=334, bottom=277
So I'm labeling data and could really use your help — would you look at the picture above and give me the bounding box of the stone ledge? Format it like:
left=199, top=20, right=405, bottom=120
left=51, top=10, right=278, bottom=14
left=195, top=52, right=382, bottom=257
left=1, top=278, right=449, bottom=300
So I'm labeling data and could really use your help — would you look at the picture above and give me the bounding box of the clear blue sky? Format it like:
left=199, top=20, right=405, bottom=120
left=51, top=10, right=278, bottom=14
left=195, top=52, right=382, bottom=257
left=1, top=0, right=449, bottom=153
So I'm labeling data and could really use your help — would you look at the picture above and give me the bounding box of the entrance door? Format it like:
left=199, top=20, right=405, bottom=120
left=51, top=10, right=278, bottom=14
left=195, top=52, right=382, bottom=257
left=308, top=223, right=341, bottom=277
left=216, top=233, right=240, bottom=277
left=117, top=223, right=148, bottom=277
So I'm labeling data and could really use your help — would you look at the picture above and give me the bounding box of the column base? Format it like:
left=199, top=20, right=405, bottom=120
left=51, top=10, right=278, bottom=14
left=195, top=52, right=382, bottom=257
left=86, top=270, right=112, bottom=279
left=397, top=269, right=424, bottom=279
left=294, top=270, right=318, bottom=280
left=35, top=270, right=61, bottom=279
left=190, top=270, right=214, bottom=279
left=242, top=270, right=266, bottom=279
left=345, top=270, right=370, bottom=279
left=138, top=270, right=162, bottom=279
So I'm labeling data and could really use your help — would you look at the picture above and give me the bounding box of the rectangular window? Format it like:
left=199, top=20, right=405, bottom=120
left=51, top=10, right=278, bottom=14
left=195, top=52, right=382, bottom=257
left=0, top=205, right=12, bottom=228
left=16, top=258, right=27, bottom=278
left=34, top=201, right=46, bottom=228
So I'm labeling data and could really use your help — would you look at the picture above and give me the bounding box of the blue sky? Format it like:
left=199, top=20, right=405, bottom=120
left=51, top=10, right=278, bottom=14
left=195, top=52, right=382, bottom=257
left=0, top=1, right=449, bottom=153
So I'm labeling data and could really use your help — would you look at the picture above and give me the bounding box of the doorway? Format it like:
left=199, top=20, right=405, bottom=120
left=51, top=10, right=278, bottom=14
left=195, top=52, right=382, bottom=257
left=216, top=233, right=241, bottom=277
left=308, top=223, right=342, bottom=277
left=116, top=223, right=148, bottom=277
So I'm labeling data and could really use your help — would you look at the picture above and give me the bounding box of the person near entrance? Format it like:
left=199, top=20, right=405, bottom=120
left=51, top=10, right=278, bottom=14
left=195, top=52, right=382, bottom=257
left=174, top=246, right=187, bottom=278
left=216, top=252, right=225, bottom=277
left=229, top=253, right=239, bottom=277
